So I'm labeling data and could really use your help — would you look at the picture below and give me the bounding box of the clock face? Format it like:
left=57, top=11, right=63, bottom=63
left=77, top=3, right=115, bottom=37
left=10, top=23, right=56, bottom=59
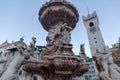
left=90, top=27, right=96, bottom=33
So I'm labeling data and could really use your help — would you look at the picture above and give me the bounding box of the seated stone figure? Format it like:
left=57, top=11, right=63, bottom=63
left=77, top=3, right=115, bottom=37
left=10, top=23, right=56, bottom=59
left=40, top=33, right=62, bottom=57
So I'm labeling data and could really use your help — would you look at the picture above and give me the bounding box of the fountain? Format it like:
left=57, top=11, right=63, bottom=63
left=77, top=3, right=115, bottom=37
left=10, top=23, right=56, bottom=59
left=23, top=0, right=89, bottom=80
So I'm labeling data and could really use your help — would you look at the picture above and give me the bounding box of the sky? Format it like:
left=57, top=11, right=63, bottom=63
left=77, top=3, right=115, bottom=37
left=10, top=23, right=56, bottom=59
left=0, top=0, right=120, bottom=57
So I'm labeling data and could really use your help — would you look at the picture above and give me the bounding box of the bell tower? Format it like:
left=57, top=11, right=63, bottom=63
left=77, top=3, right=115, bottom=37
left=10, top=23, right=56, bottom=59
left=82, top=11, right=105, bottom=56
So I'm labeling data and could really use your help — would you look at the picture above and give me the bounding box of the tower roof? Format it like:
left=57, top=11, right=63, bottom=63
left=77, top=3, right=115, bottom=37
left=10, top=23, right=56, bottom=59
left=82, top=11, right=97, bottom=21
left=82, top=11, right=99, bottom=24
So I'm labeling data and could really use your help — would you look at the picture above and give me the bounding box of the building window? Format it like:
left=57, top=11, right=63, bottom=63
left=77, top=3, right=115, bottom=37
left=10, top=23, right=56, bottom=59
left=89, top=22, right=94, bottom=27
left=92, top=71, right=95, bottom=74
left=95, top=41, right=97, bottom=43
left=0, top=52, right=2, bottom=57
left=94, top=37, right=96, bottom=40
left=85, top=75, right=89, bottom=80
left=91, top=66, right=94, bottom=69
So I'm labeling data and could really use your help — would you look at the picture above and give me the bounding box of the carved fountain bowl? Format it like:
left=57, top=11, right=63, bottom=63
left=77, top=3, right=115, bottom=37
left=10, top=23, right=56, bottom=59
left=24, top=55, right=89, bottom=74
left=52, top=56, right=89, bottom=75
left=23, top=55, right=89, bottom=77
left=39, top=1, right=79, bottom=31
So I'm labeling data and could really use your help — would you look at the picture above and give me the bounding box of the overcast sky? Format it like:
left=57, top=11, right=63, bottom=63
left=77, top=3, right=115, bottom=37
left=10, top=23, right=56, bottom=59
left=0, top=0, right=120, bottom=57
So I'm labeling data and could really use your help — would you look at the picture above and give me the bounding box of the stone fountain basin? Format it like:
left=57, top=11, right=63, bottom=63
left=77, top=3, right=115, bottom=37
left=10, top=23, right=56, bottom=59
left=23, top=55, right=89, bottom=77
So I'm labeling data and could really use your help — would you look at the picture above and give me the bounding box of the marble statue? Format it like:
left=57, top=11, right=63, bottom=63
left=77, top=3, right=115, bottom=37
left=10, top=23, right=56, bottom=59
left=40, top=33, right=62, bottom=57
left=27, top=37, right=40, bottom=58
left=28, top=37, right=36, bottom=53
left=91, top=46, right=120, bottom=80
left=0, top=47, right=30, bottom=80
left=108, top=61, right=120, bottom=80
left=61, top=23, right=72, bottom=44
left=106, top=52, right=120, bottom=80
left=79, top=44, right=86, bottom=58
left=92, top=49, right=112, bottom=80
left=47, top=29, right=55, bottom=43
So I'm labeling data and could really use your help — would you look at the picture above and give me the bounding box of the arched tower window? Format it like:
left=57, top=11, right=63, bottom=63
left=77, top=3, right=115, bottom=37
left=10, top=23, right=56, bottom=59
left=89, top=22, right=94, bottom=27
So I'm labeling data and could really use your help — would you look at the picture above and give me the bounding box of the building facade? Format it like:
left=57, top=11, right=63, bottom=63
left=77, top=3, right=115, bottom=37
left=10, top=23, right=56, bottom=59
left=82, top=57, right=96, bottom=80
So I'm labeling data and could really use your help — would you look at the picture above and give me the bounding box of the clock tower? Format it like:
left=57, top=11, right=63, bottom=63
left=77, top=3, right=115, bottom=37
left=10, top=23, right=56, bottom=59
left=82, top=11, right=105, bottom=56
